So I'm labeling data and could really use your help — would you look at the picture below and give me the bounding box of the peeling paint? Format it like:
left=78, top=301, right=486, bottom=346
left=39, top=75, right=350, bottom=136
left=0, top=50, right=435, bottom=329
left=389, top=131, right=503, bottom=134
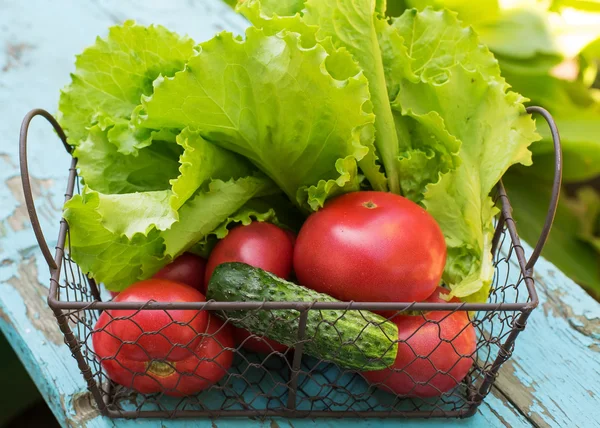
left=68, top=391, right=98, bottom=427
left=0, top=153, right=16, bottom=168
left=537, top=275, right=600, bottom=339
left=5, top=175, right=54, bottom=232
left=2, top=41, right=34, bottom=72
left=5, top=256, right=62, bottom=345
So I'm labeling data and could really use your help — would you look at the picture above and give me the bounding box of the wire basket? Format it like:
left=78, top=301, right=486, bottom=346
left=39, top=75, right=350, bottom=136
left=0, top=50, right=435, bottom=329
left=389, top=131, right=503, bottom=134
left=19, top=106, right=562, bottom=419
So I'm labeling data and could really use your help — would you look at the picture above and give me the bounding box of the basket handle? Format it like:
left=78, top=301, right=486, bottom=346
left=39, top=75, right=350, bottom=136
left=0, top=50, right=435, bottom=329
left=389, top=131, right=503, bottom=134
left=522, top=106, right=563, bottom=271
left=19, top=109, right=72, bottom=271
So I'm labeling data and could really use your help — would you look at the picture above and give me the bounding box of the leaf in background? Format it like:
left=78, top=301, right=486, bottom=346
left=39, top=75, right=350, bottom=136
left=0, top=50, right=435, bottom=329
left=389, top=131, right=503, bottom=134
left=386, top=9, right=538, bottom=301
left=564, top=186, right=600, bottom=252
left=58, top=20, right=196, bottom=153
left=475, top=7, right=562, bottom=60
left=503, top=173, right=600, bottom=298
left=73, top=126, right=182, bottom=194
left=137, top=28, right=377, bottom=211
left=503, top=70, right=600, bottom=182
left=404, top=0, right=500, bottom=23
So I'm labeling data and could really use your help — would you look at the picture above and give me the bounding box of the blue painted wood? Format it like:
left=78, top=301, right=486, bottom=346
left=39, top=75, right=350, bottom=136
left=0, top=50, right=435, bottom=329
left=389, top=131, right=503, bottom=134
left=0, top=0, right=598, bottom=427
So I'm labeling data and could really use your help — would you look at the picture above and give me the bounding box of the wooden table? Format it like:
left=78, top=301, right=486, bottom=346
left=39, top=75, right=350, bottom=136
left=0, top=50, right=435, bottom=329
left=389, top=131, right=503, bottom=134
left=1, top=0, right=599, bottom=426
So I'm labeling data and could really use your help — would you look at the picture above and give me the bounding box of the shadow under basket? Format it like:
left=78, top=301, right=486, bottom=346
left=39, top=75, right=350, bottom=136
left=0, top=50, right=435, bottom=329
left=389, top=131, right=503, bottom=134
left=19, top=106, right=562, bottom=419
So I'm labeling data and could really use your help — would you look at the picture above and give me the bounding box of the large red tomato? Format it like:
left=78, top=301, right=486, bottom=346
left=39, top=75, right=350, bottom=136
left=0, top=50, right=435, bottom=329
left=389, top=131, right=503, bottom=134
left=205, top=221, right=294, bottom=354
left=362, top=288, right=476, bottom=397
left=105, top=279, right=208, bottom=361
left=94, top=313, right=234, bottom=396
left=294, top=191, right=446, bottom=303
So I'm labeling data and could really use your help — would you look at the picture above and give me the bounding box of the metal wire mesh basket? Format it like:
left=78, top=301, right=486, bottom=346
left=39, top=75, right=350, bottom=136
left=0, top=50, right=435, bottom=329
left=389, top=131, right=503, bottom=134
left=19, top=106, right=562, bottom=419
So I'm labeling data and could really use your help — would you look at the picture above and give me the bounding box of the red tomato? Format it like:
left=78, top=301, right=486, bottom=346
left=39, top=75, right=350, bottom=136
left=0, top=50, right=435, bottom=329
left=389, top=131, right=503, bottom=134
left=205, top=222, right=294, bottom=284
left=106, top=279, right=208, bottom=361
left=205, top=221, right=293, bottom=354
left=294, top=191, right=446, bottom=303
left=362, top=288, right=476, bottom=397
left=154, top=253, right=207, bottom=292
left=94, top=313, right=233, bottom=396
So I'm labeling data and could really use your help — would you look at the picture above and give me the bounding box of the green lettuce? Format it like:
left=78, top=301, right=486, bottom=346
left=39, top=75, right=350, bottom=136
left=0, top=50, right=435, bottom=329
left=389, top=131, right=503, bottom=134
left=136, top=26, right=379, bottom=211
left=58, top=20, right=196, bottom=153
left=65, top=175, right=277, bottom=290
left=384, top=9, right=537, bottom=300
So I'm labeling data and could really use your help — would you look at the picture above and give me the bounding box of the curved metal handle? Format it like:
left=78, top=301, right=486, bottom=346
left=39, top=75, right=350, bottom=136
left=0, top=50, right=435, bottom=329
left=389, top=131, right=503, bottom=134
left=19, top=108, right=72, bottom=271
left=524, top=106, right=562, bottom=271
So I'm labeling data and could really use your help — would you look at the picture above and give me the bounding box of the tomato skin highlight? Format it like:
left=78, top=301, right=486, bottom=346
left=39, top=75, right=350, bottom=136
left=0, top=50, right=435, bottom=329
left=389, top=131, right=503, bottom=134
left=205, top=221, right=293, bottom=354
left=154, top=253, right=207, bottom=293
left=105, top=279, right=208, bottom=362
left=362, top=288, right=476, bottom=397
left=94, top=313, right=234, bottom=396
left=294, top=191, right=446, bottom=303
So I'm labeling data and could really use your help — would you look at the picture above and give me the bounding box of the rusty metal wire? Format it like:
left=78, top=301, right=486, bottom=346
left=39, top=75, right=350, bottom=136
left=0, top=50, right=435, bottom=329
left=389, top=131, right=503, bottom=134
left=19, top=107, right=562, bottom=419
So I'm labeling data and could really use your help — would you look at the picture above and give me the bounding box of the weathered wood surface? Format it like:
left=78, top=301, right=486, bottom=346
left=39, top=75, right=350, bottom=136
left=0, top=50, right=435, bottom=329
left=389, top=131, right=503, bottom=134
left=0, top=0, right=599, bottom=427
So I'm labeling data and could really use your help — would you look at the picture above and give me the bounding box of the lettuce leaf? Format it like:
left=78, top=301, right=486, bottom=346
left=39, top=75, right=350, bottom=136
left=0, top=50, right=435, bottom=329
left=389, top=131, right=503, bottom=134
left=65, top=175, right=278, bottom=291
left=237, top=1, right=388, bottom=195
left=384, top=9, right=538, bottom=300
left=136, top=27, right=377, bottom=211
left=73, top=125, right=182, bottom=194
left=58, top=20, right=196, bottom=153
left=302, top=0, right=401, bottom=194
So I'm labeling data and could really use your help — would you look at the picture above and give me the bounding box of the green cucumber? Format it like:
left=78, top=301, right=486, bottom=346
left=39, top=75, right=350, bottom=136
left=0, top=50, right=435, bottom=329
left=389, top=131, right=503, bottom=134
left=207, top=262, right=398, bottom=370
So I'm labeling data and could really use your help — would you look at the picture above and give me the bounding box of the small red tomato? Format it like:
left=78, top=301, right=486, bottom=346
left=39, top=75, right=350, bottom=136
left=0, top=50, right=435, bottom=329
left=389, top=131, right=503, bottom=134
left=294, top=191, right=446, bottom=303
left=154, top=253, right=207, bottom=292
left=205, top=221, right=294, bottom=283
left=107, top=279, right=208, bottom=361
left=362, top=288, right=476, bottom=397
left=205, top=221, right=293, bottom=353
left=94, top=313, right=234, bottom=396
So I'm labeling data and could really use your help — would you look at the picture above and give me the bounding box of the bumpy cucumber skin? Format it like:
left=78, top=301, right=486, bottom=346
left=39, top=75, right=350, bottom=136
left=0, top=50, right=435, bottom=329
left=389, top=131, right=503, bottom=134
left=207, top=262, right=398, bottom=371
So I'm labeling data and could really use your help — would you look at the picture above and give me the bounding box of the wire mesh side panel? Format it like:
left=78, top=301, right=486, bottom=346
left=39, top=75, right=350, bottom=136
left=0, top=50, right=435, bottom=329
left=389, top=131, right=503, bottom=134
left=52, top=174, right=532, bottom=419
